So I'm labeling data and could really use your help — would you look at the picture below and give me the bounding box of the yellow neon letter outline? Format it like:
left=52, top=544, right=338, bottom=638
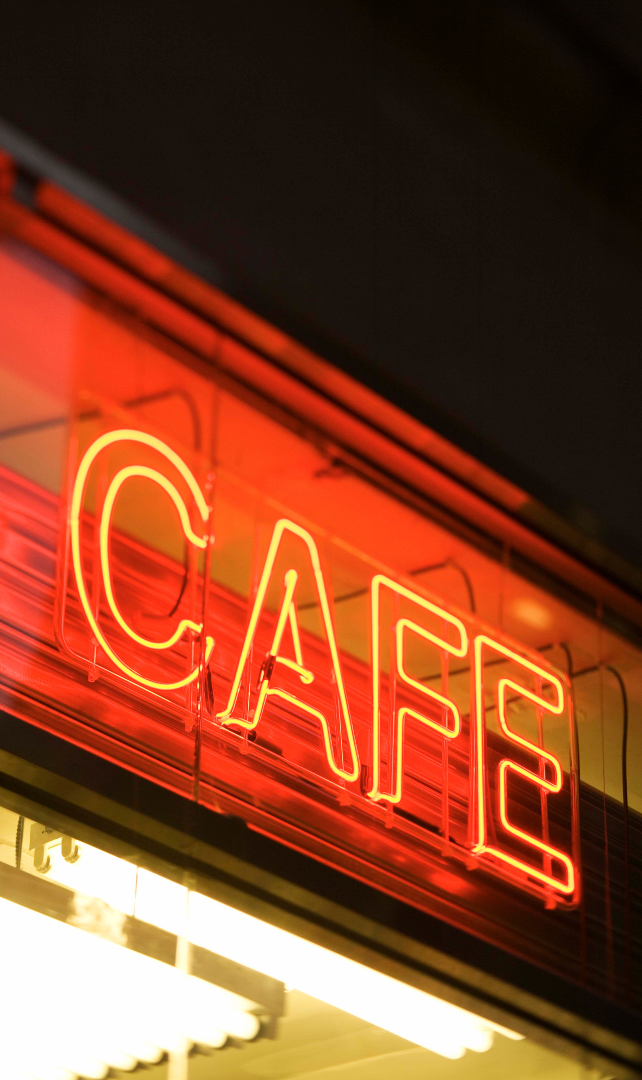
left=217, top=518, right=359, bottom=783
left=70, top=429, right=213, bottom=691
left=369, top=574, right=468, bottom=804
left=473, top=635, right=574, bottom=895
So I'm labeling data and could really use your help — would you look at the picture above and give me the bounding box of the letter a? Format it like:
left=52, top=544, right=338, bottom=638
left=216, top=519, right=359, bottom=782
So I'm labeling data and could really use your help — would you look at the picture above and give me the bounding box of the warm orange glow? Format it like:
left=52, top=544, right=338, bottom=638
left=368, top=575, right=467, bottom=803
left=0, top=191, right=590, bottom=942
left=473, top=635, right=575, bottom=896
left=68, top=436, right=577, bottom=896
left=71, top=429, right=214, bottom=690
left=216, top=519, right=360, bottom=783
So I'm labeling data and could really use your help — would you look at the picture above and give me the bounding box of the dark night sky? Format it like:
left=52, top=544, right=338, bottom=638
left=2, top=1, right=642, bottom=568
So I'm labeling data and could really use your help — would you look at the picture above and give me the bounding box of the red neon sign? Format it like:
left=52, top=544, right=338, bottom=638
left=57, top=428, right=580, bottom=907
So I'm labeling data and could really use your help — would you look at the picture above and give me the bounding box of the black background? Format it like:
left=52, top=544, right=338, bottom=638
left=2, top=1, right=642, bottom=565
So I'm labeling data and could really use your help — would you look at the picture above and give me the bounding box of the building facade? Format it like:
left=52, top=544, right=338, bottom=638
left=0, top=139, right=638, bottom=1080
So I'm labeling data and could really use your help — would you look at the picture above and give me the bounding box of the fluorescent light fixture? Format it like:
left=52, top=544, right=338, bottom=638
left=0, top=896, right=260, bottom=1080
left=24, top=835, right=524, bottom=1063
left=186, top=890, right=522, bottom=1059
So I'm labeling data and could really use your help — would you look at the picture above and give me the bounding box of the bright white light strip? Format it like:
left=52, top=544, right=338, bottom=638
left=186, top=892, right=522, bottom=1059
left=34, top=838, right=524, bottom=1062
left=0, top=897, right=260, bottom=1080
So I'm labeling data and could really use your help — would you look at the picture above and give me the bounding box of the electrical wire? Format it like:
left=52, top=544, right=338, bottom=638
left=607, top=664, right=631, bottom=994
left=0, top=387, right=204, bottom=621
left=299, top=557, right=476, bottom=613
left=410, top=559, right=476, bottom=613
left=559, top=652, right=630, bottom=993
left=0, top=387, right=202, bottom=452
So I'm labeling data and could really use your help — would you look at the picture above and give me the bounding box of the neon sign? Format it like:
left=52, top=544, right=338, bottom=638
left=69, top=429, right=214, bottom=691
left=59, top=429, right=580, bottom=906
